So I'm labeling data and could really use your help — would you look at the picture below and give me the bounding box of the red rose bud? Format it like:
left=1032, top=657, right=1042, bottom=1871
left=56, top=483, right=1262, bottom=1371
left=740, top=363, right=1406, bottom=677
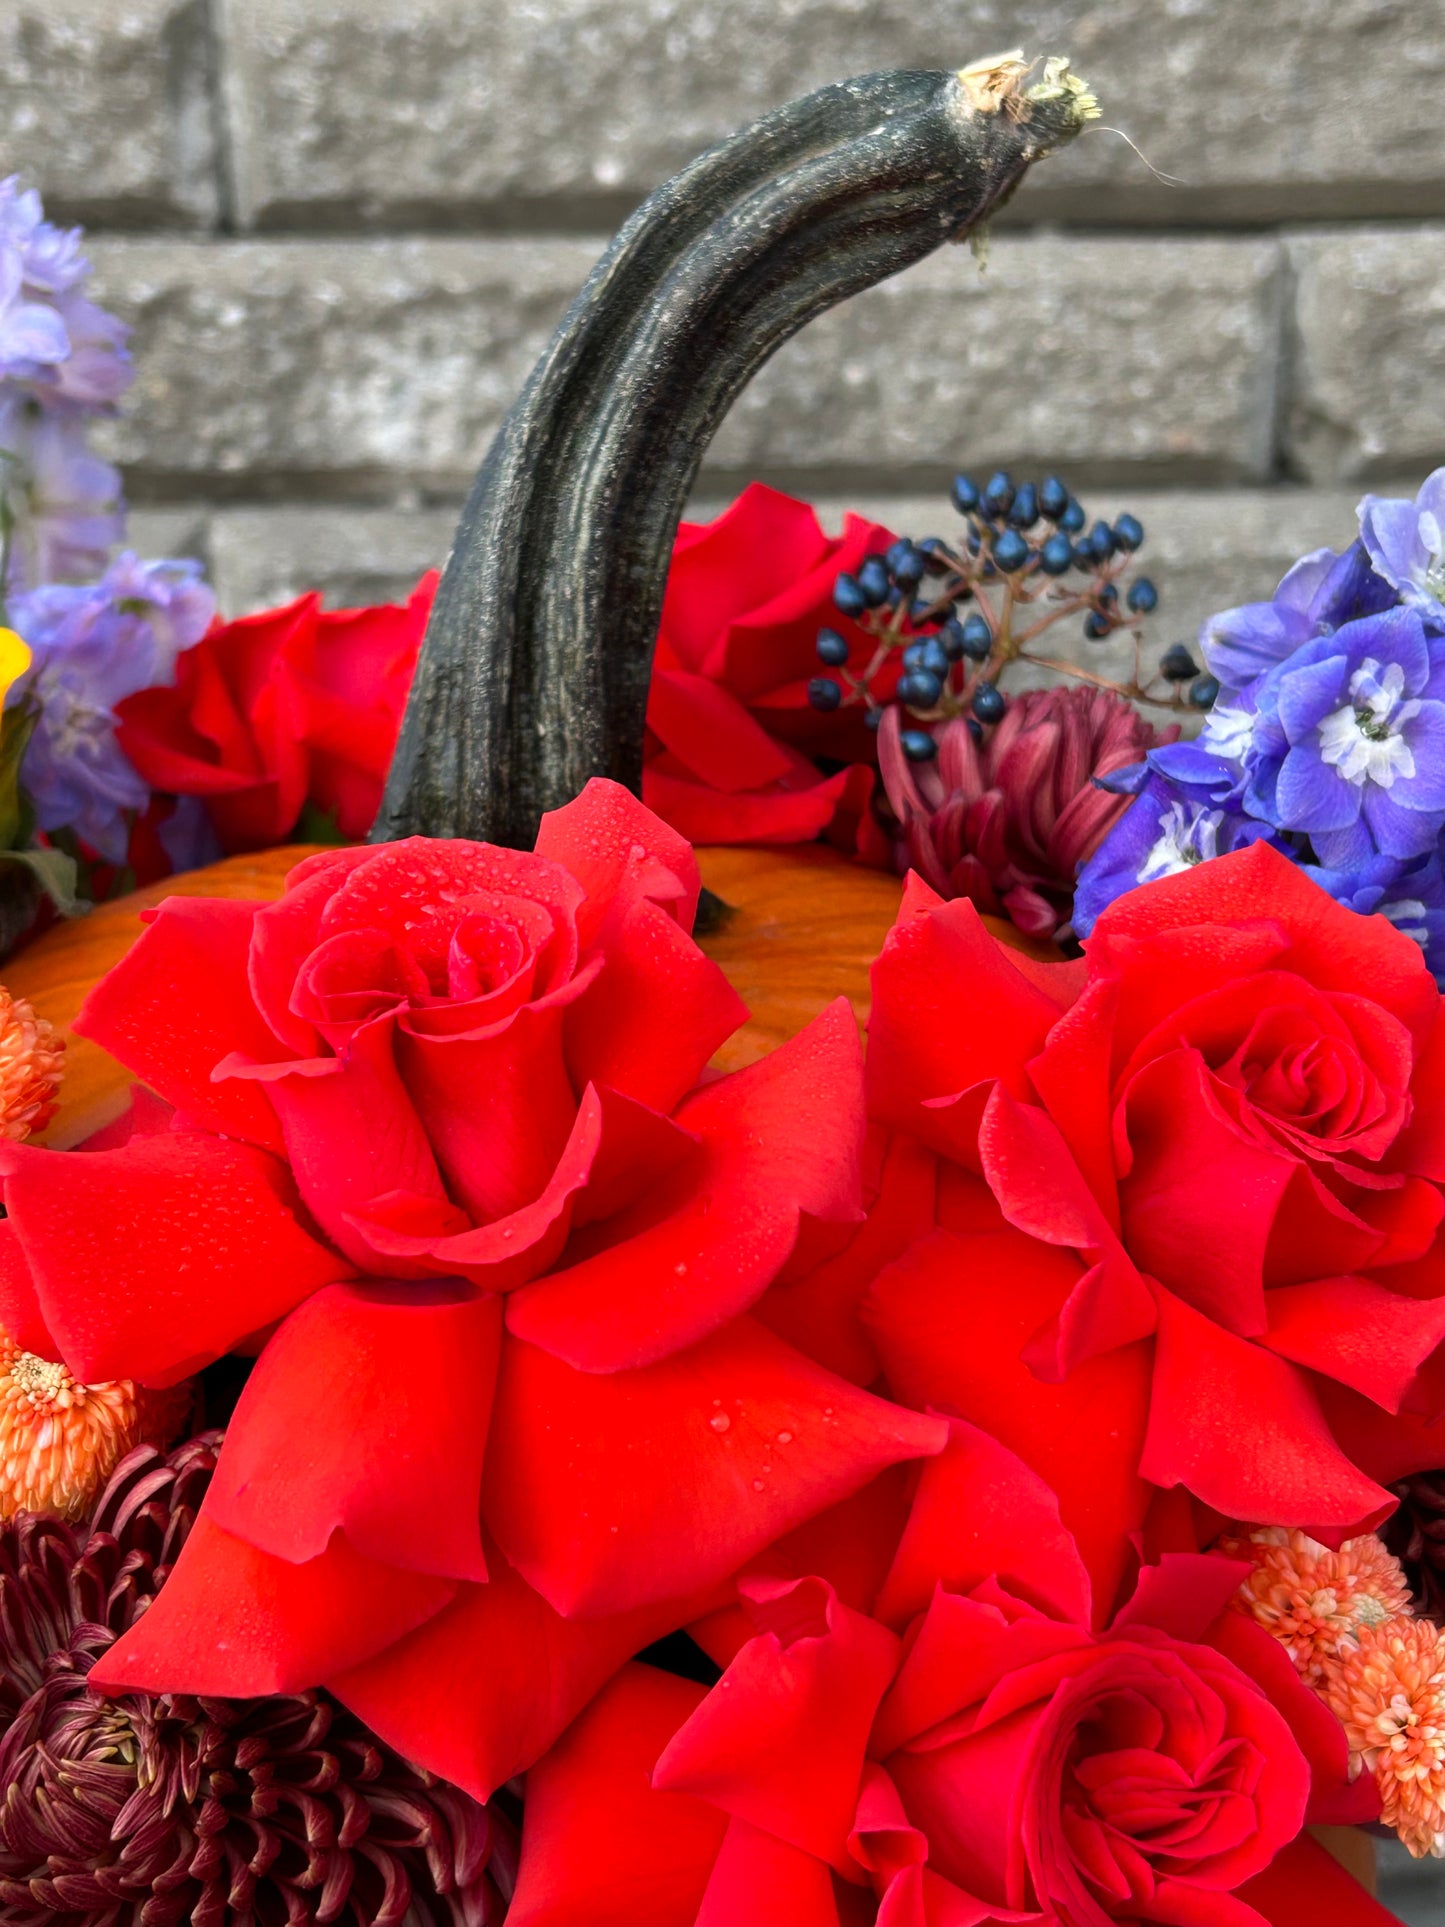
left=877, top=685, right=1174, bottom=938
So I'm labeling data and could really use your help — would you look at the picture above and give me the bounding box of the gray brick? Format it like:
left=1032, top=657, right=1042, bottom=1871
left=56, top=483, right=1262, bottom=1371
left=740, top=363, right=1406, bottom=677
left=222, top=0, right=1445, bottom=232
left=202, top=488, right=1364, bottom=695
left=1380, top=1838, right=1445, bottom=1926
left=206, top=506, right=455, bottom=614
left=87, top=234, right=1279, bottom=500
left=1, top=0, right=218, bottom=227
left=1286, top=227, right=1445, bottom=485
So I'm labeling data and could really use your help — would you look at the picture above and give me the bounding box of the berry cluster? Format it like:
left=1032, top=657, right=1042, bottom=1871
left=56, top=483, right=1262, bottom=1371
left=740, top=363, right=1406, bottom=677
left=809, top=470, right=1213, bottom=761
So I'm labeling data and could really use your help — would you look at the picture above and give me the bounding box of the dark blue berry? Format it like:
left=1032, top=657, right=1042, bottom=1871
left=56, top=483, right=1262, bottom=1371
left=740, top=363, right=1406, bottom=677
left=886, top=586, right=903, bottom=609
left=972, top=682, right=1006, bottom=723
left=864, top=707, right=883, bottom=731
left=966, top=717, right=983, bottom=743
left=960, top=614, right=992, bottom=660
left=1113, top=512, right=1144, bottom=550
left=815, top=627, right=849, bottom=666
left=1038, top=475, right=1069, bottom=519
left=917, top=536, right=947, bottom=560
left=1058, top=498, right=1086, bottom=534
left=807, top=676, right=843, bottom=711
left=1189, top=675, right=1221, bottom=709
left=1083, top=612, right=1112, bottom=640
left=1160, top=642, right=1200, bottom=683
left=885, top=539, right=912, bottom=574
left=899, top=670, right=943, bottom=708
left=858, top=557, right=891, bottom=607
left=901, top=729, right=938, bottom=762
left=1007, top=482, right=1039, bottom=528
left=833, top=573, right=866, bottom=617
left=901, top=641, right=928, bottom=671
left=910, top=596, right=938, bottom=623
left=892, top=545, right=927, bottom=588
left=982, top=470, right=1015, bottom=515
left=1087, top=520, right=1115, bottom=562
left=1097, top=583, right=1119, bottom=607
left=951, top=474, right=980, bottom=514
left=1127, top=577, right=1158, bottom=614
left=993, top=528, right=1030, bottom=573
left=1072, top=543, right=1095, bottom=570
left=919, top=639, right=950, bottom=679
left=1040, top=533, right=1072, bottom=576
left=940, top=617, right=967, bottom=661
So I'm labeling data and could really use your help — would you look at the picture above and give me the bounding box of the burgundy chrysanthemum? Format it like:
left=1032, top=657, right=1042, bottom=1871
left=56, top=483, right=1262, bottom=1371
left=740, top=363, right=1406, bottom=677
left=0, top=1431, right=518, bottom=1926
left=877, top=686, right=1175, bottom=937
left=1387, top=1471, right=1445, bottom=1622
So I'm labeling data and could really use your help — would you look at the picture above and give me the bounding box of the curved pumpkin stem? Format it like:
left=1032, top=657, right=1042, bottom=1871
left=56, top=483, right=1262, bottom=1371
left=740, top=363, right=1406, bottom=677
left=375, top=57, right=1098, bottom=848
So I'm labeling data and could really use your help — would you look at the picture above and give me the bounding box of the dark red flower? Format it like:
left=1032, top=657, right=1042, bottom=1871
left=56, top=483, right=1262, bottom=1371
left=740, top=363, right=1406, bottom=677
left=877, top=686, right=1174, bottom=938
left=0, top=779, right=943, bottom=1795
left=851, top=843, right=1445, bottom=1616
left=645, top=485, right=897, bottom=848
left=116, top=574, right=436, bottom=851
left=0, top=1431, right=517, bottom=1926
left=506, top=1426, right=1376, bottom=1927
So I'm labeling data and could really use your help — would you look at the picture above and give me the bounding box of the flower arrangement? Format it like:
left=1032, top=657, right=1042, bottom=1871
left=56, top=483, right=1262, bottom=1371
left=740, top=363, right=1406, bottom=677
left=4, top=51, right=1445, bottom=1927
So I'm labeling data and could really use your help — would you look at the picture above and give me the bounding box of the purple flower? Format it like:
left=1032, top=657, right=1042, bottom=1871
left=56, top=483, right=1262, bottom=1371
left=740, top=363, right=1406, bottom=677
left=1247, top=606, right=1445, bottom=868
left=10, top=555, right=215, bottom=862
left=1358, top=469, right=1445, bottom=622
left=1072, top=769, right=1280, bottom=937
left=1200, top=539, right=1396, bottom=695
left=1304, top=850, right=1445, bottom=986
left=0, top=179, right=86, bottom=295
left=0, top=248, right=68, bottom=379
left=0, top=404, right=124, bottom=589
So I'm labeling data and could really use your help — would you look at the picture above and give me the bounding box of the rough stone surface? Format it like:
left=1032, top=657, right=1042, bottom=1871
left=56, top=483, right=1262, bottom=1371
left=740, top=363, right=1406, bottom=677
left=85, top=235, right=1280, bottom=498
left=1, top=0, right=217, bottom=226
left=220, top=0, right=1445, bottom=231
left=1286, top=227, right=1445, bottom=484
left=197, top=488, right=1361, bottom=653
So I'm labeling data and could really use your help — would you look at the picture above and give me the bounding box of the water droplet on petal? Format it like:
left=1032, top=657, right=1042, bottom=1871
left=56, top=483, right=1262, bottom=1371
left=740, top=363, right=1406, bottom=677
left=709, top=1412, right=731, bottom=1433
left=776, top=1431, right=793, bottom=1445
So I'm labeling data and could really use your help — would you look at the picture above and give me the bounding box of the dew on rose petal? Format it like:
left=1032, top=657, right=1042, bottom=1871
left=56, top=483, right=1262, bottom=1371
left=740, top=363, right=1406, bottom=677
left=709, top=1412, right=731, bottom=1433
left=674, top=1262, right=688, bottom=1277
left=752, top=1479, right=765, bottom=1491
left=776, top=1431, right=793, bottom=1445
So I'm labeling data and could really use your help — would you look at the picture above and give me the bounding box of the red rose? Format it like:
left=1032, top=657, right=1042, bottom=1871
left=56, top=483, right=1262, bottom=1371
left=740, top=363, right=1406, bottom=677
left=645, top=484, right=897, bottom=847
left=0, top=779, right=944, bottom=1795
left=858, top=843, right=1445, bottom=1611
left=116, top=573, right=436, bottom=850
left=507, top=1424, right=1373, bottom=1927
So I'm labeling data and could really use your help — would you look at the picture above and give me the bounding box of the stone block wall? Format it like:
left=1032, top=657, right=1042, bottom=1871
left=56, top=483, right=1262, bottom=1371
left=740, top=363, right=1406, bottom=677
left=5, top=0, right=1444, bottom=662
left=4, top=9, right=1445, bottom=1917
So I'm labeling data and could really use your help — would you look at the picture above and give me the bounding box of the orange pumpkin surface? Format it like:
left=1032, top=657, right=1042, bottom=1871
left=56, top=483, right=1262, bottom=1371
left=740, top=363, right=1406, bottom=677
left=2, top=841, right=1050, bottom=1148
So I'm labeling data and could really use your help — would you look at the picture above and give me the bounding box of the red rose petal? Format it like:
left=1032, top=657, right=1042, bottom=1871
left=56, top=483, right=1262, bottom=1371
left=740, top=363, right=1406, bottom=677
left=507, top=1000, right=864, bottom=1371
left=695, top=1818, right=845, bottom=1927
left=1237, top=1831, right=1401, bottom=1926
left=233, top=1013, right=447, bottom=1272
left=75, top=897, right=289, bottom=1149
left=1261, top=1273, right=1445, bottom=1412
left=647, top=667, right=796, bottom=794
left=643, top=761, right=855, bottom=847
left=504, top=1662, right=725, bottom=1927
left=483, top=1316, right=947, bottom=1618
left=655, top=1575, right=897, bottom=1872
left=331, top=1546, right=717, bottom=1801
left=1, top=1132, right=352, bottom=1386
left=868, top=897, right=1063, bottom=1161
left=1116, top=1047, right=1295, bottom=1334
left=89, top=1513, right=455, bottom=1696
left=662, top=485, right=832, bottom=679
left=865, top=1227, right=1152, bottom=1625
left=875, top=1416, right=1092, bottom=1631
left=1141, top=1285, right=1392, bottom=1529
left=206, top=1279, right=499, bottom=1579
left=562, top=895, right=747, bottom=1116
left=0, top=1221, right=52, bottom=1359
left=534, top=776, right=701, bottom=940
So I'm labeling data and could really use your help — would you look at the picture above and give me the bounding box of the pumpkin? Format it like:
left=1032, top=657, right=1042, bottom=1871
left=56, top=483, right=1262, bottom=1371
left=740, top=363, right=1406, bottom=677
left=3, top=56, right=1090, bottom=1143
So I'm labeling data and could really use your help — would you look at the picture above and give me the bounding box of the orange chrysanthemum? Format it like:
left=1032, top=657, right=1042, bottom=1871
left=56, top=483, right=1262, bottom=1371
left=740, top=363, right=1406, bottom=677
left=0, top=987, right=63, bottom=1142
left=1324, top=1617, right=1445, bottom=1857
left=0, top=1332, right=191, bottom=1521
left=1219, top=1525, right=1414, bottom=1682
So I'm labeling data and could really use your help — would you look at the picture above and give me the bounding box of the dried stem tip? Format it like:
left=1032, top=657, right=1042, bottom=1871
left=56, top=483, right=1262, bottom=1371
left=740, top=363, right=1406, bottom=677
left=957, top=50, right=1100, bottom=137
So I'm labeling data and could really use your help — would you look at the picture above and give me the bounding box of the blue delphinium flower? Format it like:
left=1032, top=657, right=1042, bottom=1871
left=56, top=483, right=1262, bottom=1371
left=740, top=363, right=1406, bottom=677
left=1200, top=539, right=1396, bottom=695
left=10, top=555, right=214, bottom=861
left=1304, top=851, right=1445, bottom=984
left=1358, top=469, right=1445, bottom=623
left=1245, top=607, right=1445, bottom=867
left=1072, top=769, right=1281, bottom=937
